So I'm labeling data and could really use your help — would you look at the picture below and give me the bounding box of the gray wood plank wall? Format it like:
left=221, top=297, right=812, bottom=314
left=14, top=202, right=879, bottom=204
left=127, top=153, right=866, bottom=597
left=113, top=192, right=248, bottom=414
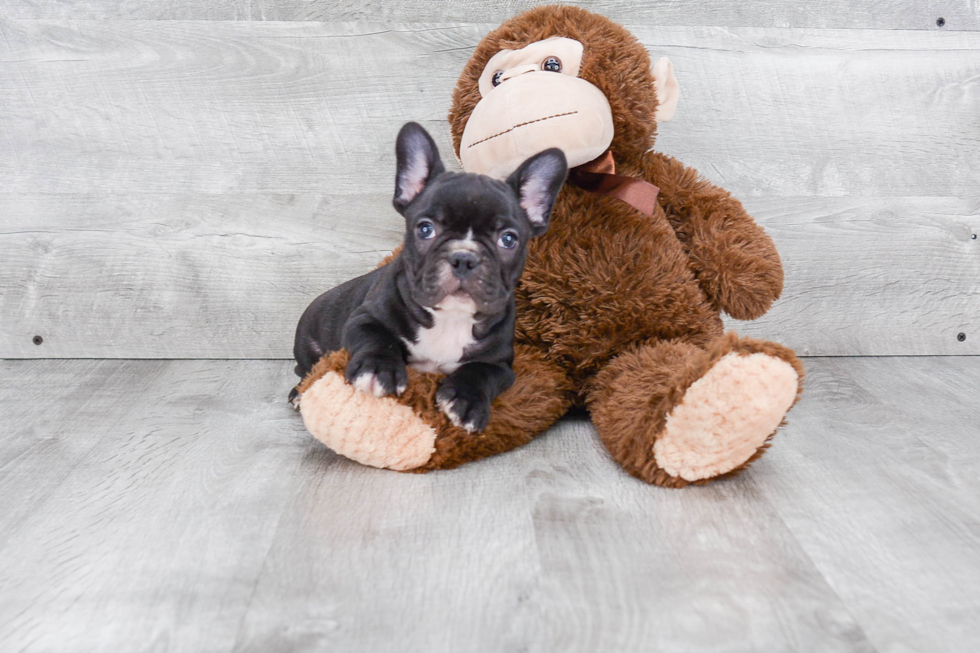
left=1, top=10, right=978, bottom=359
left=3, top=0, right=975, bottom=29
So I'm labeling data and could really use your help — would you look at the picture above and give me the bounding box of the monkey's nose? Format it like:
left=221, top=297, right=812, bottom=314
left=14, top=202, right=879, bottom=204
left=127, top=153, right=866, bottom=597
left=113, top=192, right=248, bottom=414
left=449, top=251, right=480, bottom=278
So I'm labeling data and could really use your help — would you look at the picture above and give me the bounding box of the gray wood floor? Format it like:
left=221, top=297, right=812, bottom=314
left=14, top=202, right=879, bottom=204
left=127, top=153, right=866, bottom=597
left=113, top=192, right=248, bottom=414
left=1, top=357, right=978, bottom=652
left=2, top=1, right=979, bottom=651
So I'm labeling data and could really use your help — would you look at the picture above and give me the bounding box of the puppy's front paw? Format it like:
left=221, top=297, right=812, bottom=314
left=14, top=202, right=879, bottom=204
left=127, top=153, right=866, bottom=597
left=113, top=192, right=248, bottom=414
left=436, top=381, right=490, bottom=433
left=345, top=356, right=408, bottom=398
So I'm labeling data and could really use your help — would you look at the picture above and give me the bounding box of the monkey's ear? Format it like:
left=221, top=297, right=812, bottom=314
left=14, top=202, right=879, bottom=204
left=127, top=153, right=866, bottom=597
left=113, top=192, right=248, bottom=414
left=652, top=57, right=680, bottom=122
left=394, top=122, right=445, bottom=213
left=506, top=148, right=568, bottom=236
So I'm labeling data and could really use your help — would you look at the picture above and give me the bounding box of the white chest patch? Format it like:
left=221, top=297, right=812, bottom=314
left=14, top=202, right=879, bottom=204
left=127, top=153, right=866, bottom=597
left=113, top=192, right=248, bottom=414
left=403, top=295, right=478, bottom=374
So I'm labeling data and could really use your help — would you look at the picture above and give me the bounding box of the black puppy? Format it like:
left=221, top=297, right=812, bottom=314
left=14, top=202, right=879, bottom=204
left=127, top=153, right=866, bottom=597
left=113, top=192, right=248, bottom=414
left=292, top=122, right=567, bottom=432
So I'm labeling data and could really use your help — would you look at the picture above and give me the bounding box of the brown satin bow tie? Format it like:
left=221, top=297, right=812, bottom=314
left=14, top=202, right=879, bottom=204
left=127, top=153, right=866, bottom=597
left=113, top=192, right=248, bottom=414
left=568, top=150, right=660, bottom=217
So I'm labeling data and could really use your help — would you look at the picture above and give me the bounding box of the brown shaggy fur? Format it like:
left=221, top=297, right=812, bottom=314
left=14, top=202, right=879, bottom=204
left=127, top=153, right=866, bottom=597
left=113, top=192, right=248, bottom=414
left=299, top=5, right=804, bottom=486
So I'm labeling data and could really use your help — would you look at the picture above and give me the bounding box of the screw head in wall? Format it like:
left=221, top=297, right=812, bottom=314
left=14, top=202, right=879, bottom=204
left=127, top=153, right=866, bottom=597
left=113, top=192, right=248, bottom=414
left=957, top=332, right=967, bottom=342
left=33, top=335, right=44, bottom=345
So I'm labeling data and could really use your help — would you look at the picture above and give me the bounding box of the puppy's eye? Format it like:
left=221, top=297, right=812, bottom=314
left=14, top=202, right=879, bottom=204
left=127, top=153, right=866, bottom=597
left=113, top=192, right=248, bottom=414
left=542, top=57, right=561, bottom=73
left=497, top=231, right=519, bottom=249
left=416, top=220, right=436, bottom=240
left=491, top=71, right=504, bottom=87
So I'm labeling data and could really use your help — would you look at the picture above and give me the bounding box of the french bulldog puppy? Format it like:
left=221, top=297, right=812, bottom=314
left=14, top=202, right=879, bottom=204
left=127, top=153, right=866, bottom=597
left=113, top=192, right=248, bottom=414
left=292, top=122, right=567, bottom=432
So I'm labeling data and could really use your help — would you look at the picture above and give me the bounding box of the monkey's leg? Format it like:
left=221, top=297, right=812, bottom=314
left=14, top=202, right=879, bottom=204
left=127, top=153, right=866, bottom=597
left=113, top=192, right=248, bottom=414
left=586, top=333, right=804, bottom=487
left=295, top=344, right=573, bottom=472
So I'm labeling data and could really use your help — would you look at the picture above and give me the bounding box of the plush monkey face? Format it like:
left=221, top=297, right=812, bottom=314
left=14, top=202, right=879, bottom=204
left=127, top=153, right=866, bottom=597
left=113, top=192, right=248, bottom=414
left=460, top=37, right=615, bottom=179
left=450, top=6, right=680, bottom=179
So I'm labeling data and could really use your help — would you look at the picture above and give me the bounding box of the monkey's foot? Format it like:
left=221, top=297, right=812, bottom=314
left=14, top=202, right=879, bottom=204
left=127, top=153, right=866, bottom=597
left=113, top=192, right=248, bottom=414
left=589, top=333, right=805, bottom=487
left=653, top=349, right=800, bottom=482
left=298, top=368, right=437, bottom=471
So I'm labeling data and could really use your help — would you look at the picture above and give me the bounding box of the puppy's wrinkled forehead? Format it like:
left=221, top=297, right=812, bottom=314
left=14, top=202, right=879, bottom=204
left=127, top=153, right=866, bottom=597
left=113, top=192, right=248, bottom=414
left=424, top=174, right=517, bottom=231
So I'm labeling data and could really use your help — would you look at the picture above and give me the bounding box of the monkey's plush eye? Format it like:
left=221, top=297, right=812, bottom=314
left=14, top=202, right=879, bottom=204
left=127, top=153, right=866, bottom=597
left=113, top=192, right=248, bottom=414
left=497, top=231, right=519, bottom=249
left=491, top=71, right=504, bottom=87
left=542, top=57, right=562, bottom=73
left=416, top=220, right=436, bottom=240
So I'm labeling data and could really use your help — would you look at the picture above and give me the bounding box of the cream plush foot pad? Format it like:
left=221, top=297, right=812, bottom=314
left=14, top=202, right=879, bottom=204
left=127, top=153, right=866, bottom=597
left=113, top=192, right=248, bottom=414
left=654, top=353, right=799, bottom=481
left=299, top=371, right=437, bottom=471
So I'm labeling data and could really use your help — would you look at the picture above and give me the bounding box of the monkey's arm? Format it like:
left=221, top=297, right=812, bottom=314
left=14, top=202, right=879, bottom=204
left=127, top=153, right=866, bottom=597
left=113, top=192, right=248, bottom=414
left=639, top=150, right=783, bottom=321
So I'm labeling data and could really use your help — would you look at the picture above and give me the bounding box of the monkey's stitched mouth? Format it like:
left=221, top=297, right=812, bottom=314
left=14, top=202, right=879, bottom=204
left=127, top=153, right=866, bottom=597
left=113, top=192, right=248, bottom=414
left=466, top=111, right=579, bottom=148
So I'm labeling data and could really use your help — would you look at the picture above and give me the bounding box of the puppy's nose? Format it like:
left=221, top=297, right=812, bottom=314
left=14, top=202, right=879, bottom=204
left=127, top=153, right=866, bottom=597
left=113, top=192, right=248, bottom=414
left=449, top=251, right=480, bottom=278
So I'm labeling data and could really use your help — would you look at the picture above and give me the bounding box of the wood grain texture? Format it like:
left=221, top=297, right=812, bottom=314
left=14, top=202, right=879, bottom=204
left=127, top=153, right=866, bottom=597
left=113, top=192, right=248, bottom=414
left=231, top=438, right=544, bottom=653
left=754, top=356, right=980, bottom=653
left=2, top=0, right=977, bottom=30
left=0, top=359, right=312, bottom=652
left=520, top=418, right=876, bottom=653
left=2, top=193, right=977, bottom=358
left=728, top=196, right=980, bottom=356
left=0, top=193, right=403, bottom=358
left=2, top=357, right=979, bottom=652
left=1, top=21, right=978, bottom=198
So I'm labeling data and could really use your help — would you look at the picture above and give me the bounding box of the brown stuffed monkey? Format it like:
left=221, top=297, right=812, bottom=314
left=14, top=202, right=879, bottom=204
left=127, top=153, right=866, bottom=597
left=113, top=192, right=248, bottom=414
left=295, top=5, right=804, bottom=487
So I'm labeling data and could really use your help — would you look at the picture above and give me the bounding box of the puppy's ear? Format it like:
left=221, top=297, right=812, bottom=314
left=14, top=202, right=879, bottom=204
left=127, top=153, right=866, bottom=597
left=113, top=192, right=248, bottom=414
left=506, top=148, right=568, bottom=236
left=393, top=122, right=445, bottom=213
